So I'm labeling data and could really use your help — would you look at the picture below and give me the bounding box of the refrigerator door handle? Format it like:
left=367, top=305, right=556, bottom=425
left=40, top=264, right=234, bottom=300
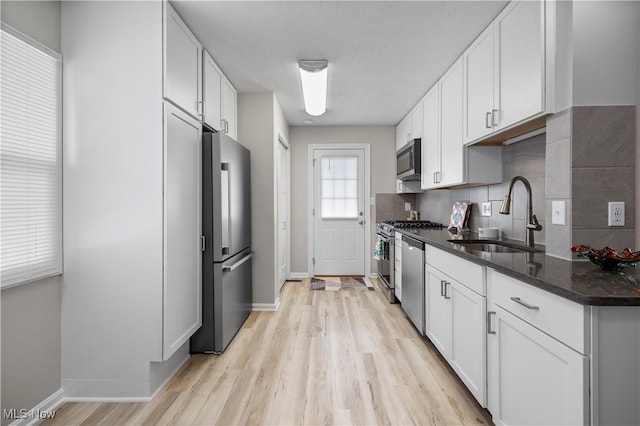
left=221, top=163, right=230, bottom=255
left=222, top=252, right=253, bottom=272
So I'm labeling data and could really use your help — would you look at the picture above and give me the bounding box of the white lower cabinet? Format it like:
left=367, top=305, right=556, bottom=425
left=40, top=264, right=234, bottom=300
left=487, top=269, right=589, bottom=425
left=394, top=233, right=402, bottom=302
left=487, top=305, right=588, bottom=425
left=424, top=246, right=486, bottom=406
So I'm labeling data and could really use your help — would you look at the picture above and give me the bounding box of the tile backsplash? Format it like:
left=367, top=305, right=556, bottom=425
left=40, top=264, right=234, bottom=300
left=416, top=105, right=637, bottom=259
left=417, top=133, right=547, bottom=243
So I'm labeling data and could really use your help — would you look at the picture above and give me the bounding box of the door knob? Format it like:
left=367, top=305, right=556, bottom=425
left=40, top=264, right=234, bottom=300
left=358, top=220, right=364, bottom=225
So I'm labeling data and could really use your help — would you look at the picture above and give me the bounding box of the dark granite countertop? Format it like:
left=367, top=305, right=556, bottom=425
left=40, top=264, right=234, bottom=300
left=395, top=228, right=640, bottom=306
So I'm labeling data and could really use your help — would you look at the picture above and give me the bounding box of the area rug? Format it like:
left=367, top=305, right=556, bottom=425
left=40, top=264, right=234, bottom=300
left=310, top=276, right=374, bottom=291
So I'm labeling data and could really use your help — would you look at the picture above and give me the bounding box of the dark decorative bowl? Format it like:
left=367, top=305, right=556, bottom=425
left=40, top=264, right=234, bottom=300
left=571, top=245, right=640, bottom=271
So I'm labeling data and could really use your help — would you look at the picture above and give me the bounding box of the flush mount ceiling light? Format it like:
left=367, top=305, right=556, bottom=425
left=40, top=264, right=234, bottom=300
left=298, top=60, right=328, bottom=117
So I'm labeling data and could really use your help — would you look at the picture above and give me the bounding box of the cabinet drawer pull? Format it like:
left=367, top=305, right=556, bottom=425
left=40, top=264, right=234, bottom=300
left=491, top=109, right=499, bottom=127
left=487, top=311, right=496, bottom=334
left=485, top=111, right=492, bottom=129
left=510, top=297, right=539, bottom=310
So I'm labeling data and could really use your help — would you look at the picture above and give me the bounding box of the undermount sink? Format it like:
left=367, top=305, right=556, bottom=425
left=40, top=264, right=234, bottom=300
left=447, top=239, right=543, bottom=254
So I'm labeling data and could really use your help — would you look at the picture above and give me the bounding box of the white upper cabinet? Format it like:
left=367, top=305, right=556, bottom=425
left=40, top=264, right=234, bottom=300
left=164, top=2, right=202, bottom=119
left=439, top=58, right=464, bottom=187
left=395, top=114, right=411, bottom=151
left=410, top=102, right=423, bottom=141
left=222, top=77, right=238, bottom=140
left=202, top=50, right=238, bottom=140
left=421, top=58, right=501, bottom=190
left=495, top=0, right=545, bottom=132
left=464, top=0, right=546, bottom=145
left=202, top=51, right=222, bottom=131
left=463, top=26, right=495, bottom=143
left=421, top=85, right=440, bottom=190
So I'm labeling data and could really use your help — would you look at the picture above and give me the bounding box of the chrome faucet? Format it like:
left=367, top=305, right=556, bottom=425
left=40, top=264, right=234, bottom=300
left=499, top=176, right=543, bottom=247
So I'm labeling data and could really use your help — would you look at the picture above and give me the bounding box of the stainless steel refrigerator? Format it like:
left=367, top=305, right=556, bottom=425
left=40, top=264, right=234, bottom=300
left=191, top=131, right=252, bottom=354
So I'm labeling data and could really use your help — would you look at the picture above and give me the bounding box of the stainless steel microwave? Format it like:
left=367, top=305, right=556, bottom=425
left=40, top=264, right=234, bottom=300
left=397, top=138, right=421, bottom=181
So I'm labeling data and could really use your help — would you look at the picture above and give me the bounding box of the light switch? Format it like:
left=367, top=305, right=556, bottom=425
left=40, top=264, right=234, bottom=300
left=552, top=200, right=566, bottom=225
left=481, top=202, right=492, bottom=217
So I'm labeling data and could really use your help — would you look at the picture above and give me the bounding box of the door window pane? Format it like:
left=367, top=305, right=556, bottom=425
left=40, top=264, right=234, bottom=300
left=320, top=156, right=358, bottom=218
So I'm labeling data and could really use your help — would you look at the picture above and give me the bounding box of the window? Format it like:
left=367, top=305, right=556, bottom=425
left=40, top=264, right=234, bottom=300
left=1, top=26, right=62, bottom=289
left=320, top=156, right=358, bottom=219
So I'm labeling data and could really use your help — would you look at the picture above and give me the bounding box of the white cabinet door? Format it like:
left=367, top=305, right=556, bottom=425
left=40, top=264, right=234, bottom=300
left=463, top=25, right=495, bottom=144
left=421, top=85, right=440, bottom=190
left=164, top=3, right=201, bottom=119
left=487, top=306, right=588, bottom=425
left=395, top=115, right=411, bottom=150
left=394, top=237, right=402, bottom=302
left=163, top=103, right=202, bottom=360
left=411, top=102, right=423, bottom=140
left=426, top=263, right=486, bottom=406
left=495, top=0, right=545, bottom=131
left=450, top=279, right=486, bottom=406
left=425, top=265, right=451, bottom=356
left=202, top=50, right=222, bottom=131
left=222, top=77, right=237, bottom=140
left=439, top=58, right=464, bottom=187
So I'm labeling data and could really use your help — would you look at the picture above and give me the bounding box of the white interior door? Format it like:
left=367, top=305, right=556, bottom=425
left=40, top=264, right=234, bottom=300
left=277, top=138, right=290, bottom=290
left=312, top=149, right=365, bottom=276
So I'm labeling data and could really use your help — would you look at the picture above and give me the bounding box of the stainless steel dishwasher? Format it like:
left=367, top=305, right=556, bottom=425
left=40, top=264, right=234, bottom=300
left=401, top=234, right=425, bottom=334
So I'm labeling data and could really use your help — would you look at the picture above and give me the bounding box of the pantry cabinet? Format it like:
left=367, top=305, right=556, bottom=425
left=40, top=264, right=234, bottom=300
left=424, top=246, right=487, bottom=406
left=163, top=103, right=202, bottom=359
left=164, top=2, right=202, bottom=119
left=61, top=1, right=203, bottom=398
left=463, top=0, right=546, bottom=145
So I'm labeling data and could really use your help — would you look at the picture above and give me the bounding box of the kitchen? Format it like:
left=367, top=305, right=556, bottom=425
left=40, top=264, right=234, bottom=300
left=1, top=1, right=640, bottom=425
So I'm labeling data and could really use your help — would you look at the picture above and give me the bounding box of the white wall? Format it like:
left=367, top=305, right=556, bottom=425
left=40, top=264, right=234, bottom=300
left=288, top=126, right=396, bottom=275
left=0, top=2, right=62, bottom=422
left=238, top=92, right=290, bottom=307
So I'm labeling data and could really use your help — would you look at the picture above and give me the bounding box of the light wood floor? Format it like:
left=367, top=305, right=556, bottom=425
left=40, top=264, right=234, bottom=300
left=42, top=279, right=491, bottom=425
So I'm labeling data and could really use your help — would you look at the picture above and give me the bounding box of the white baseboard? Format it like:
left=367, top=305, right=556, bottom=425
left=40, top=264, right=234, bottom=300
left=288, top=272, right=308, bottom=281
left=8, top=388, right=65, bottom=426
left=369, top=272, right=379, bottom=279
left=252, top=298, right=280, bottom=311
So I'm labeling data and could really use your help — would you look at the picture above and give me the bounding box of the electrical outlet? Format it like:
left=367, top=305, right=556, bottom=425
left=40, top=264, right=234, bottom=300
left=608, top=202, right=625, bottom=226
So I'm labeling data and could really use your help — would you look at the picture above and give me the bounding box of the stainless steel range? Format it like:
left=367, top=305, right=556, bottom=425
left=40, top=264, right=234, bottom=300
left=375, top=220, right=443, bottom=303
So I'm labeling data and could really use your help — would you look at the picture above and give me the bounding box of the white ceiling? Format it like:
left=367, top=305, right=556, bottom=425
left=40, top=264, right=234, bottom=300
left=172, top=1, right=509, bottom=127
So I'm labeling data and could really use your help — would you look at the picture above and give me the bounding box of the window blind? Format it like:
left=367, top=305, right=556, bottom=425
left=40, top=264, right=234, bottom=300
left=1, top=27, right=62, bottom=289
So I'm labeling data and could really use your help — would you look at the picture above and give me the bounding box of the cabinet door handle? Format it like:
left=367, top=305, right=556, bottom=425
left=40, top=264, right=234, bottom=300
left=200, top=236, right=206, bottom=252
left=487, top=311, right=496, bottom=334
left=440, top=280, right=445, bottom=297
left=197, top=101, right=204, bottom=117
left=444, top=282, right=451, bottom=299
left=510, top=297, right=540, bottom=310
left=433, top=172, right=437, bottom=184
left=491, top=109, right=499, bottom=127
left=485, top=111, right=492, bottom=129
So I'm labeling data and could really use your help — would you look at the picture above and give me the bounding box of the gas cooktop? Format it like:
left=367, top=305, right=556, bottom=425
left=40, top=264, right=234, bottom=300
left=377, top=220, right=445, bottom=235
